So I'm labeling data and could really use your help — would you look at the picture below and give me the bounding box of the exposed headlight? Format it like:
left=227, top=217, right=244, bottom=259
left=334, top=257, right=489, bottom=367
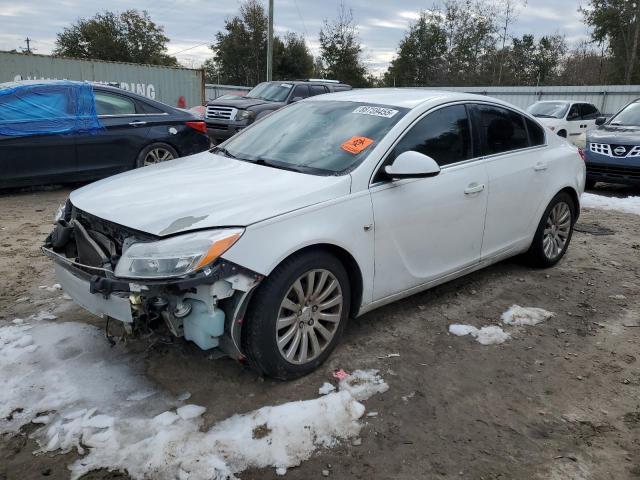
left=115, top=229, right=243, bottom=279
left=237, top=110, right=256, bottom=121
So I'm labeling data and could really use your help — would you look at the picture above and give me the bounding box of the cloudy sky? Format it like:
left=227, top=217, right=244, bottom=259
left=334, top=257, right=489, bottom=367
left=0, top=0, right=589, bottom=74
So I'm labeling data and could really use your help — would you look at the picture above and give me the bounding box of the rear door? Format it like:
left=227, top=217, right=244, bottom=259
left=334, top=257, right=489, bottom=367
left=470, top=104, right=550, bottom=259
left=0, top=87, right=77, bottom=187
left=74, top=89, right=152, bottom=177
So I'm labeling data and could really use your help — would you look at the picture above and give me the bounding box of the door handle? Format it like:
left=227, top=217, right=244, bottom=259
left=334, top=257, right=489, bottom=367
left=464, top=183, right=485, bottom=195
left=534, top=162, right=548, bottom=171
left=128, top=121, right=147, bottom=126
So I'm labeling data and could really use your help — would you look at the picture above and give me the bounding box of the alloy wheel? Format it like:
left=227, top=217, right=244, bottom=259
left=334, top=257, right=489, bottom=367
left=543, top=201, right=571, bottom=260
left=276, top=269, right=343, bottom=365
left=144, top=147, right=174, bottom=166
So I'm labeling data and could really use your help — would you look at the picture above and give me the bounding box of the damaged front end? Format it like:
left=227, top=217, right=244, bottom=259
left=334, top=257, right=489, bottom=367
left=43, top=201, right=262, bottom=359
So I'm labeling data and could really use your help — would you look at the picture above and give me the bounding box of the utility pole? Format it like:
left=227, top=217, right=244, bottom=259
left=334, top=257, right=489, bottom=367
left=24, top=37, right=32, bottom=53
left=266, top=0, right=274, bottom=81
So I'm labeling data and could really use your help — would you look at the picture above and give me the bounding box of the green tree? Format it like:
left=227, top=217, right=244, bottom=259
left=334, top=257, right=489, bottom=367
left=582, top=0, right=640, bottom=84
left=53, top=10, right=177, bottom=66
left=318, top=3, right=370, bottom=86
left=502, top=34, right=567, bottom=85
left=211, top=0, right=314, bottom=85
left=383, top=10, right=447, bottom=86
left=274, top=33, right=314, bottom=80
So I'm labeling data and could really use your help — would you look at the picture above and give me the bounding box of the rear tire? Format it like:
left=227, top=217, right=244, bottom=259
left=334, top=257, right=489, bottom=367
left=525, top=192, right=576, bottom=268
left=135, top=142, right=178, bottom=168
left=242, top=250, right=350, bottom=380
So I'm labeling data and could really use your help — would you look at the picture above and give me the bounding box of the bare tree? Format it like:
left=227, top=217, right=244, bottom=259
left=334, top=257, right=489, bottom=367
left=496, top=0, right=527, bottom=85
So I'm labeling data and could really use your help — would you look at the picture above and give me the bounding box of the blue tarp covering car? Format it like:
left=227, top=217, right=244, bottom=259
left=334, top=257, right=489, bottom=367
left=0, top=80, right=102, bottom=136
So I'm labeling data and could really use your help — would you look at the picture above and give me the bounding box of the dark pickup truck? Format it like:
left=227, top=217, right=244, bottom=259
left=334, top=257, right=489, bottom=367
left=204, top=79, right=351, bottom=142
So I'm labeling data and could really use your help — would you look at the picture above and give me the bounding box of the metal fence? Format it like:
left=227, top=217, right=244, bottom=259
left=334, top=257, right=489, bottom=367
left=205, top=84, right=252, bottom=101
left=426, top=85, right=640, bottom=115
left=1, top=52, right=205, bottom=108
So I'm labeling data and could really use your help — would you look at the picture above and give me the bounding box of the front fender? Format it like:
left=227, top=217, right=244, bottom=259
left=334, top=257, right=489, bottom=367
left=221, top=189, right=375, bottom=307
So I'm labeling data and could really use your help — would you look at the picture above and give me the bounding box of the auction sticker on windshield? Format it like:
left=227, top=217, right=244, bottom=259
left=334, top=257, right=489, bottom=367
left=353, top=106, right=399, bottom=118
left=341, top=136, right=374, bottom=154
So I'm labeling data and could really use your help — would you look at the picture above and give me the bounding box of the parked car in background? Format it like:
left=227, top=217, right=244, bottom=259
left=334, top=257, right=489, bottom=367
left=204, top=79, right=352, bottom=142
left=527, top=100, right=601, bottom=144
left=0, top=80, right=210, bottom=189
left=584, top=98, right=640, bottom=188
left=45, top=89, right=584, bottom=379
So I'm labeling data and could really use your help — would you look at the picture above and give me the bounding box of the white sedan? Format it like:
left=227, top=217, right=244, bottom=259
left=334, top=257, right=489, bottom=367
left=44, top=89, right=585, bottom=379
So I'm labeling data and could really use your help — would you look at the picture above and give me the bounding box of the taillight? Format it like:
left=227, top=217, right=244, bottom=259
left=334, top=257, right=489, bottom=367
left=185, top=121, right=207, bottom=134
left=578, top=147, right=585, bottom=161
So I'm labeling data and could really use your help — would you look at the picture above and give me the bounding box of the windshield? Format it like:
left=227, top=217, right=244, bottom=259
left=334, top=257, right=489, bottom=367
left=246, top=82, right=293, bottom=102
left=219, top=100, right=408, bottom=174
left=609, top=101, right=640, bottom=126
left=527, top=102, right=569, bottom=119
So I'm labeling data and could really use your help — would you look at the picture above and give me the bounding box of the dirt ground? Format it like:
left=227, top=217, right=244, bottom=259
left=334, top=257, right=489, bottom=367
left=1, top=184, right=639, bottom=480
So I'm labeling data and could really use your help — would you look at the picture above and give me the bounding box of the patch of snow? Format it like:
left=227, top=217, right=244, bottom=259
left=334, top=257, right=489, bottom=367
left=0, top=319, right=388, bottom=480
left=501, top=305, right=555, bottom=326
left=39, top=284, right=62, bottom=292
left=609, top=294, right=626, bottom=300
left=448, top=324, right=511, bottom=345
left=318, top=382, right=336, bottom=395
left=581, top=193, right=640, bottom=216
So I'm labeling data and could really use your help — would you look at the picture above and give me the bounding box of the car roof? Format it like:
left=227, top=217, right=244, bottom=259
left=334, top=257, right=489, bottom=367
left=308, top=88, right=506, bottom=109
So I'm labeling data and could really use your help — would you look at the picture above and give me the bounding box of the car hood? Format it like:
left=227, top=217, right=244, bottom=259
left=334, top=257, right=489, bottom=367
left=69, top=151, right=351, bottom=237
left=587, top=124, right=640, bottom=144
left=534, top=117, right=563, bottom=126
left=206, top=97, right=280, bottom=110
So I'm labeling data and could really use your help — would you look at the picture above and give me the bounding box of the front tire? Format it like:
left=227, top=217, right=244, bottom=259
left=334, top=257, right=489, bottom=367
left=525, top=192, right=576, bottom=268
left=242, top=251, right=350, bottom=380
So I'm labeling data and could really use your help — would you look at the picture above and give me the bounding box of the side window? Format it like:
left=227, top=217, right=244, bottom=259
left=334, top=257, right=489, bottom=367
left=291, top=85, right=310, bottom=100
left=309, top=85, right=328, bottom=96
left=137, top=100, right=164, bottom=114
left=567, top=104, right=581, bottom=121
left=95, top=92, right=136, bottom=116
left=471, top=104, right=529, bottom=155
left=580, top=103, right=599, bottom=120
left=525, top=117, right=546, bottom=146
left=389, top=104, right=472, bottom=167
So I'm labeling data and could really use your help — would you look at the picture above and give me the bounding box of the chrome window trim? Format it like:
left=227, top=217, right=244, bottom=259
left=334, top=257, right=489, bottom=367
left=368, top=99, right=548, bottom=187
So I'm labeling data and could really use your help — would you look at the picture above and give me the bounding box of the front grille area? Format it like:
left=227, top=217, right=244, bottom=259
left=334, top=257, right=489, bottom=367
left=589, top=142, right=640, bottom=158
left=587, top=163, right=640, bottom=179
left=205, top=105, right=237, bottom=121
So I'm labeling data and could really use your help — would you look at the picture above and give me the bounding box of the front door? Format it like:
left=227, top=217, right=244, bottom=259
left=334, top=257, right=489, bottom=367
left=370, top=104, right=488, bottom=301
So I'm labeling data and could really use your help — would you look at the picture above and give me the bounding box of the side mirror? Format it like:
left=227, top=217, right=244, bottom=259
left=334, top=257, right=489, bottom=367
left=289, top=97, right=303, bottom=103
left=595, top=116, right=607, bottom=126
left=384, top=151, right=441, bottom=180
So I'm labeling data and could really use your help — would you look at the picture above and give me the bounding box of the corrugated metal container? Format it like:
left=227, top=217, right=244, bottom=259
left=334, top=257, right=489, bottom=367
left=426, top=85, right=640, bottom=114
left=205, top=84, right=252, bottom=101
left=1, top=52, right=205, bottom=108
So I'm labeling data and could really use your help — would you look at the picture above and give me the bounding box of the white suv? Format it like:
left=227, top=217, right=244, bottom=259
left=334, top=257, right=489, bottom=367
left=527, top=100, right=601, bottom=145
left=45, top=89, right=585, bottom=379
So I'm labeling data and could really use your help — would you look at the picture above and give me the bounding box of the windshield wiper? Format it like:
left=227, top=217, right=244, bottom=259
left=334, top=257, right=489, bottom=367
left=253, top=158, right=302, bottom=172
left=212, top=146, right=237, bottom=159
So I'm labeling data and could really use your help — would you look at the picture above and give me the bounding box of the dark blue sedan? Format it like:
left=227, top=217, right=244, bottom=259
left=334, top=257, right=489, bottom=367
left=0, top=80, right=210, bottom=189
left=585, top=99, right=640, bottom=188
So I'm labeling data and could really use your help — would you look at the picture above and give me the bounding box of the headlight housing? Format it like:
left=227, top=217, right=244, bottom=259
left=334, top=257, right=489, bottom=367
left=237, top=110, right=256, bottom=121
left=114, top=229, right=243, bottom=279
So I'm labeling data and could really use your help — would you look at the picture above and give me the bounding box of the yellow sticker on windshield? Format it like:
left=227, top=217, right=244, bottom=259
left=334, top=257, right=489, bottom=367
left=341, top=136, right=374, bottom=154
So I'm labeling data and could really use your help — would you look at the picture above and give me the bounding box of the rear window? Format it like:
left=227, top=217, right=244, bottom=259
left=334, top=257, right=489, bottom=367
left=471, top=104, right=529, bottom=155
left=95, top=92, right=136, bottom=116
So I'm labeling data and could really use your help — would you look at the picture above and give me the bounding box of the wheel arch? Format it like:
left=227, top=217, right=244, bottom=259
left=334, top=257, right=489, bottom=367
left=558, top=185, right=580, bottom=221
left=270, top=243, right=364, bottom=319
